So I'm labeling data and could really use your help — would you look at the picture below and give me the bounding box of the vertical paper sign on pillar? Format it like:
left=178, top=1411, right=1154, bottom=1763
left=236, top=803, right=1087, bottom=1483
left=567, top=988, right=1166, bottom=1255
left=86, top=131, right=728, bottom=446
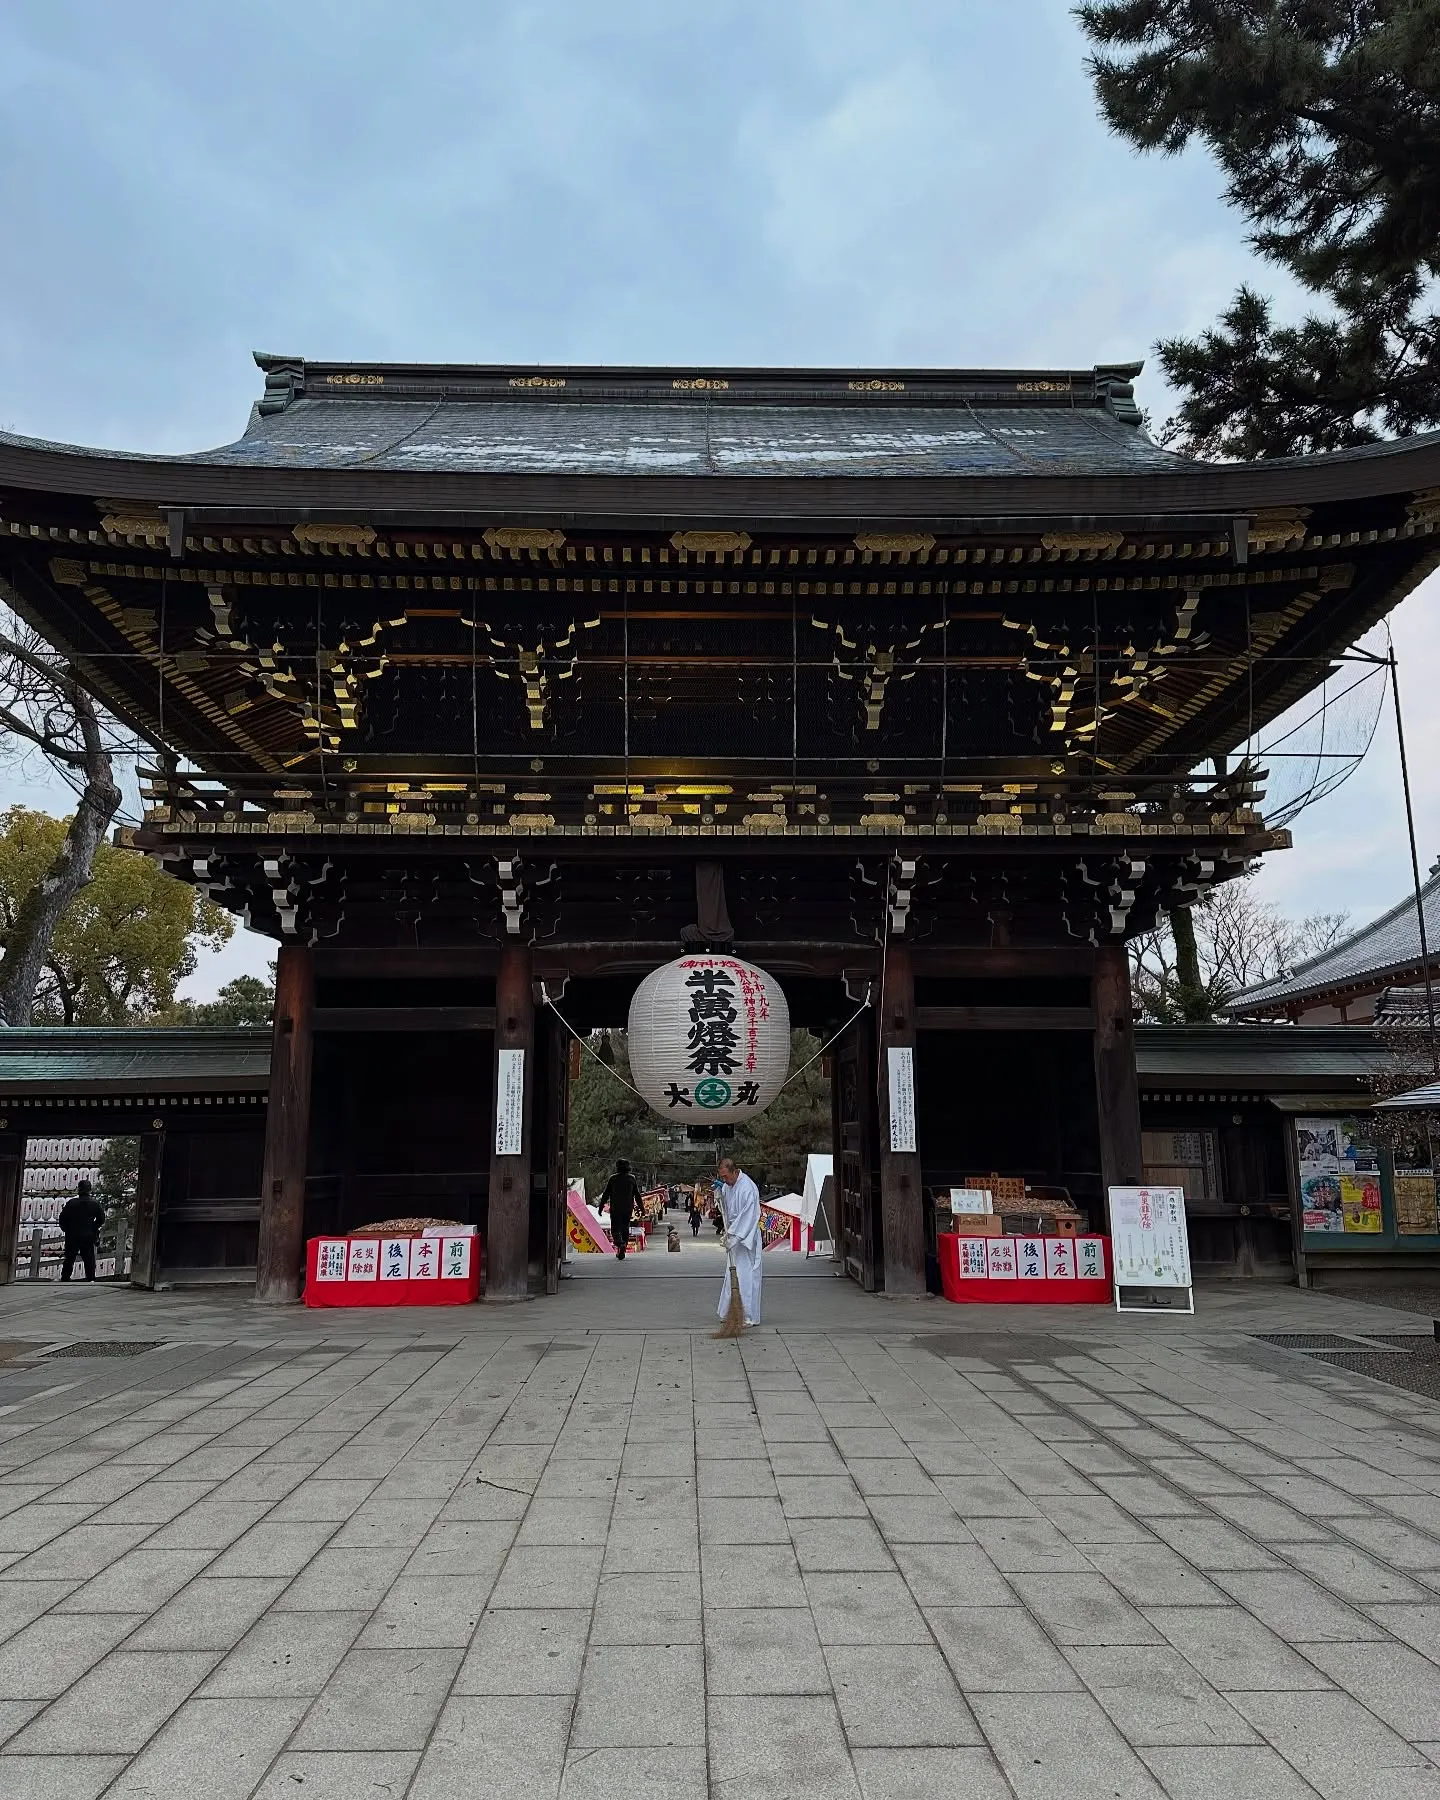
left=495, top=1048, right=526, bottom=1156
left=886, top=1046, right=917, bottom=1153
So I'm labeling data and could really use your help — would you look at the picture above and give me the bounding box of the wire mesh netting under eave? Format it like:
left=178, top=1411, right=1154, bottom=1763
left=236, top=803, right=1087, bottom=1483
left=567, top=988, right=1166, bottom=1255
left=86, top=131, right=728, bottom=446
left=1248, top=628, right=1390, bottom=830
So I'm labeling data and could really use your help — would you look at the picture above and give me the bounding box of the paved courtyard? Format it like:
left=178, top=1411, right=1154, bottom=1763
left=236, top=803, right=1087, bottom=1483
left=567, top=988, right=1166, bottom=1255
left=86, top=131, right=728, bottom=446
left=1, top=1269, right=1439, bottom=1799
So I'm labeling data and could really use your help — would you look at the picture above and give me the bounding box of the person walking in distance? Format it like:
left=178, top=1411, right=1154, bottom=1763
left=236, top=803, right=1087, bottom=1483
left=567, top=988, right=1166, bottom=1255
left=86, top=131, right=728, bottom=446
left=601, top=1159, right=640, bottom=1261
left=688, top=1184, right=704, bottom=1239
left=58, top=1178, right=105, bottom=1283
left=715, top=1157, right=763, bottom=1326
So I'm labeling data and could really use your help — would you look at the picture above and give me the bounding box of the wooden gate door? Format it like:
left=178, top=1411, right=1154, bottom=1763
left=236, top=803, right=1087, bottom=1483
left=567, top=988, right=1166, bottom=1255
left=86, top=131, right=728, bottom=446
left=833, top=1013, right=881, bottom=1290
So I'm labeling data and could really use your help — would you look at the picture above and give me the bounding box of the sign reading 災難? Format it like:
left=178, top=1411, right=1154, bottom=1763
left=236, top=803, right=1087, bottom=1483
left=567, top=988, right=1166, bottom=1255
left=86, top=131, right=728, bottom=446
left=1108, top=1185, right=1193, bottom=1312
left=495, top=1048, right=526, bottom=1156
left=887, top=1047, right=917, bottom=1154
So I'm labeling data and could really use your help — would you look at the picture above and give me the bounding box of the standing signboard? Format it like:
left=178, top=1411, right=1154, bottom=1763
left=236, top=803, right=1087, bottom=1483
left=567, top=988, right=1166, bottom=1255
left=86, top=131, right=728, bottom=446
left=1108, top=1185, right=1194, bottom=1314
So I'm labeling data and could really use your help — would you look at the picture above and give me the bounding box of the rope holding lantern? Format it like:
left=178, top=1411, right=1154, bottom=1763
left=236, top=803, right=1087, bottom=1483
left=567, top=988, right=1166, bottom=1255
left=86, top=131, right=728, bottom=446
left=627, top=954, right=790, bottom=1123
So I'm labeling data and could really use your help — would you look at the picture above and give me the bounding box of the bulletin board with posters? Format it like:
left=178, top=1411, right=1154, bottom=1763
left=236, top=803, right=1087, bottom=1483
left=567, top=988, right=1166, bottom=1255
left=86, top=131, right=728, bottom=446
left=1294, top=1114, right=1440, bottom=1248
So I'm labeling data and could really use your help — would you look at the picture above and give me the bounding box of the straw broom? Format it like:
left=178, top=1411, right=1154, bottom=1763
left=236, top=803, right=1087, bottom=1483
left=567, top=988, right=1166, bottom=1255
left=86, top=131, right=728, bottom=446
left=714, top=1248, right=747, bottom=1338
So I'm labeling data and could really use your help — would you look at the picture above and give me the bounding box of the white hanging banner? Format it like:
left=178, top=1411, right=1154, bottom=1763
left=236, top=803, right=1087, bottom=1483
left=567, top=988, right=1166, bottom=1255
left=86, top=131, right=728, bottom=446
left=887, top=1046, right=917, bottom=1153
left=1109, top=1185, right=1194, bottom=1313
left=495, top=1048, right=526, bottom=1156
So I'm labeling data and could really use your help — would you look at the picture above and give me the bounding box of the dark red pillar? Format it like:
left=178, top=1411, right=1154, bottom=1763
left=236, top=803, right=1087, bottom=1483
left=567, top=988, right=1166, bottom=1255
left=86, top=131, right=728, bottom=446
left=255, top=944, right=315, bottom=1304
left=878, top=941, right=926, bottom=1296
left=487, top=942, right=534, bottom=1301
left=1093, top=942, right=1144, bottom=1227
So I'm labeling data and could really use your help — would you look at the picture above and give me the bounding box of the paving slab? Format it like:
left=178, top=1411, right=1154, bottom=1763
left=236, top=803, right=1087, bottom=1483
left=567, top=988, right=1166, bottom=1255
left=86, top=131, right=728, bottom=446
left=2, top=1280, right=1440, bottom=1794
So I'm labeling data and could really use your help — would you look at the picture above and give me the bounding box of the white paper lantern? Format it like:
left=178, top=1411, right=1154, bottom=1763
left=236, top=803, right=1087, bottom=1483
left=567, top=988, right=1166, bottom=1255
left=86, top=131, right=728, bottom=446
left=628, top=954, right=791, bottom=1122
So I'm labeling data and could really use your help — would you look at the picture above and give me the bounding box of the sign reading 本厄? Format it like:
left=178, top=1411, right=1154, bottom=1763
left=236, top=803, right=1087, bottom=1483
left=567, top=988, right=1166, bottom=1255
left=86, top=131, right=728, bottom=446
left=628, top=955, right=790, bottom=1121
left=1108, top=1186, right=1194, bottom=1313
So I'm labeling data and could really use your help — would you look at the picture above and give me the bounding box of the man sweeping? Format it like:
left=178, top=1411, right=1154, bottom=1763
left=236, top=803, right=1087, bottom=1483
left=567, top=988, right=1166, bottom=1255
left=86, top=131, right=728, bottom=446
left=715, top=1156, right=762, bottom=1328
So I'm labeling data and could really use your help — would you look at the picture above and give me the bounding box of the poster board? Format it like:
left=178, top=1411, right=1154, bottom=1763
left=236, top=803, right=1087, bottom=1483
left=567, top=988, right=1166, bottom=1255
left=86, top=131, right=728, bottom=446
left=1296, top=1116, right=1383, bottom=1234
left=1108, top=1185, right=1194, bottom=1314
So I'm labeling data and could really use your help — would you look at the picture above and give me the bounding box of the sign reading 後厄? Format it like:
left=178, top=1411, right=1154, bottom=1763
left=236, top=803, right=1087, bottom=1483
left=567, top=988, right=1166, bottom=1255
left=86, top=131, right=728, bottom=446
left=1108, top=1185, right=1194, bottom=1313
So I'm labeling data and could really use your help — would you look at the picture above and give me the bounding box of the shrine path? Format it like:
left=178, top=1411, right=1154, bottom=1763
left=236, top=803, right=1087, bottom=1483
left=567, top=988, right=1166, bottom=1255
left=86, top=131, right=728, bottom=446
left=0, top=1277, right=1437, bottom=1799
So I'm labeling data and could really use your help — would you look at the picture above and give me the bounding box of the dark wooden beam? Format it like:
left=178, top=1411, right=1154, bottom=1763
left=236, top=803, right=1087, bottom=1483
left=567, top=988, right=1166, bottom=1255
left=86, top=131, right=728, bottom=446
left=487, top=942, right=535, bottom=1301
left=312, top=1007, right=496, bottom=1032
left=878, top=940, right=926, bottom=1298
left=1093, top=943, right=1143, bottom=1222
left=129, top=1123, right=164, bottom=1291
left=915, top=1006, right=1095, bottom=1031
left=255, top=945, right=316, bottom=1304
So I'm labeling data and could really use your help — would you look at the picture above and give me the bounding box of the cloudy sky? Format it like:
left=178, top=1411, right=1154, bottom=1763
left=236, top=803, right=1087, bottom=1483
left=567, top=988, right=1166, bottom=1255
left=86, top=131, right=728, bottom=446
left=4, top=0, right=1437, bottom=994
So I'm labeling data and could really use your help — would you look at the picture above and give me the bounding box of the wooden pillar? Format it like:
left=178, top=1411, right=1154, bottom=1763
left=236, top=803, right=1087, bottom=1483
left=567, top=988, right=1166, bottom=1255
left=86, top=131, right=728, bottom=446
left=487, top=941, right=534, bottom=1300
left=1092, top=943, right=1143, bottom=1226
left=878, top=941, right=926, bottom=1297
left=129, top=1123, right=164, bottom=1290
left=0, top=1131, right=25, bottom=1286
left=255, top=944, right=316, bottom=1304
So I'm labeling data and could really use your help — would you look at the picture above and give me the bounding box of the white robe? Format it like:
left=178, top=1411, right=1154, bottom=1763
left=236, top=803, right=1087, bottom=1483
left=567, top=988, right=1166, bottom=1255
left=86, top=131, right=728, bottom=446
left=717, top=1171, right=763, bottom=1325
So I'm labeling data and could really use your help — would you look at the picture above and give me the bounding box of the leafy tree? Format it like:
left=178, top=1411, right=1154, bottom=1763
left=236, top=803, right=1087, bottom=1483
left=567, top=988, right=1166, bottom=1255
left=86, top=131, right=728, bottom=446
left=94, top=1136, right=139, bottom=1258
left=729, top=1030, right=830, bottom=1194
left=0, top=808, right=234, bottom=1024
left=1077, top=1, right=1440, bottom=456
left=161, top=971, right=275, bottom=1027
left=1130, top=874, right=1349, bottom=1020
left=0, top=615, right=124, bottom=1024
left=566, top=1032, right=666, bottom=1195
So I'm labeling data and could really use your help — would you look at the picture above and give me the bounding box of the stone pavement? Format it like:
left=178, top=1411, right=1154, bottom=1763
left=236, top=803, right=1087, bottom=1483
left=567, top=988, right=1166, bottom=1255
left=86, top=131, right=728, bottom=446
left=0, top=1275, right=1439, bottom=1798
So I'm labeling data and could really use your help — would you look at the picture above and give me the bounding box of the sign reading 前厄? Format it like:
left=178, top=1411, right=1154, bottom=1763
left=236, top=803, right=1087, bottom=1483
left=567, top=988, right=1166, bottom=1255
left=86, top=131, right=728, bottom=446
left=495, top=1048, right=526, bottom=1156
left=887, top=1047, right=917, bottom=1154
left=1108, top=1185, right=1194, bottom=1313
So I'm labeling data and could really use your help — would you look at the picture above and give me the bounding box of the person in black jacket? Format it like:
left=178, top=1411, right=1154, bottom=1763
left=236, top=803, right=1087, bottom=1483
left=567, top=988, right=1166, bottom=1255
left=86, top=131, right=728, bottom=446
left=600, top=1159, right=640, bottom=1261
left=58, top=1179, right=105, bottom=1283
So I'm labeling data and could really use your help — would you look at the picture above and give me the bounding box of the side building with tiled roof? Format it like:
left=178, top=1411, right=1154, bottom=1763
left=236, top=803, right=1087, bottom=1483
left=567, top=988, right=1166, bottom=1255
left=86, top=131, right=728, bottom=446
left=1225, top=867, right=1440, bottom=1024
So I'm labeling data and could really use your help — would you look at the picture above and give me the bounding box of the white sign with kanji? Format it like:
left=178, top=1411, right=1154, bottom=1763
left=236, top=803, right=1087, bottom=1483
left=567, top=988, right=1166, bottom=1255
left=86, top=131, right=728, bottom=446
left=347, top=1239, right=379, bottom=1282
left=380, top=1237, right=410, bottom=1281
left=1109, top=1186, right=1191, bottom=1289
left=886, top=1047, right=917, bottom=1154
left=315, top=1239, right=347, bottom=1282
left=1015, top=1238, right=1045, bottom=1280
left=495, top=1048, right=526, bottom=1156
left=986, top=1237, right=1017, bottom=1279
left=956, top=1238, right=990, bottom=1278
left=440, top=1235, right=472, bottom=1279
left=408, top=1238, right=440, bottom=1281
left=1045, top=1238, right=1076, bottom=1280
left=1076, top=1236, right=1106, bottom=1281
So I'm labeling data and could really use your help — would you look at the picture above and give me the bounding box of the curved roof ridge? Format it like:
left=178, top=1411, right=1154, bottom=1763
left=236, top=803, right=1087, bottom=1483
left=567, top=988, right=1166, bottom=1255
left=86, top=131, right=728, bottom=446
left=1226, top=865, right=1440, bottom=1012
